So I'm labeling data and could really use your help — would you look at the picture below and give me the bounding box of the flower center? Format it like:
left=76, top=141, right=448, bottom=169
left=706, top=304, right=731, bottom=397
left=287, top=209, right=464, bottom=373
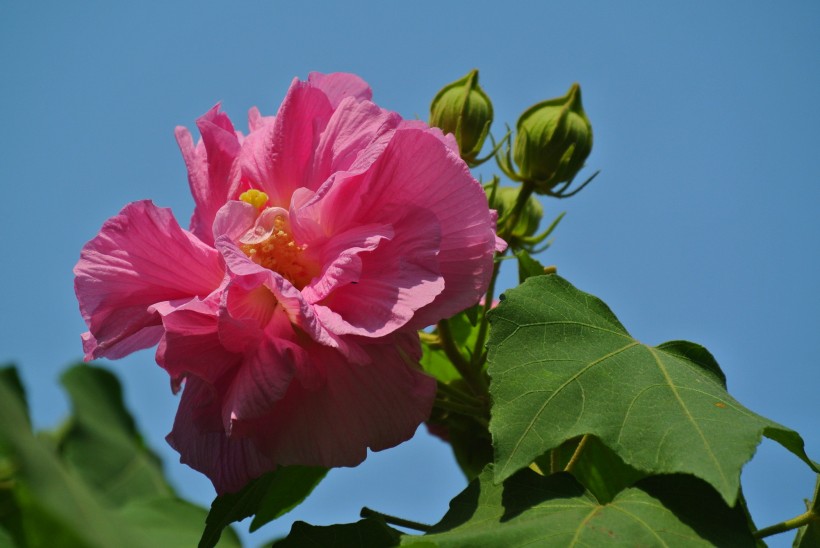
left=237, top=192, right=315, bottom=289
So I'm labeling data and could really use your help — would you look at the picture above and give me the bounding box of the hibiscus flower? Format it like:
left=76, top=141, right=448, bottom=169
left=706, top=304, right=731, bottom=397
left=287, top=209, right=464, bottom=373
left=74, top=72, right=500, bottom=493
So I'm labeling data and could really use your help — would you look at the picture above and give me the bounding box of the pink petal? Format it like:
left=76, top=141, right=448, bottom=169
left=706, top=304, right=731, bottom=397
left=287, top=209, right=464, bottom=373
left=303, top=127, right=497, bottom=330
left=156, top=298, right=239, bottom=384
left=308, top=97, right=401, bottom=186
left=175, top=105, right=242, bottom=245
left=216, top=237, right=364, bottom=361
left=74, top=200, right=224, bottom=360
left=221, top=321, right=307, bottom=430
left=247, top=106, right=274, bottom=133
left=239, top=80, right=334, bottom=207
left=308, top=72, right=372, bottom=107
left=305, top=209, right=444, bottom=337
left=250, top=334, right=435, bottom=468
left=166, top=376, right=276, bottom=494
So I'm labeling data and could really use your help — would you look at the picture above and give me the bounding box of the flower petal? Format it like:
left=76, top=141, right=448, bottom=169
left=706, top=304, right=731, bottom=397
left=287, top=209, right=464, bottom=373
left=240, top=80, right=334, bottom=206
left=175, top=105, right=242, bottom=245
left=74, top=200, right=224, bottom=360
left=166, top=376, right=276, bottom=494
left=307, top=72, right=372, bottom=107
left=306, top=207, right=444, bottom=337
left=250, top=334, right=435, bottom=468
left=156, top=297, right=239, bottom=385
left=303, top=127, right=496, bottom=329
left=308, top=98, right=401, bottom=184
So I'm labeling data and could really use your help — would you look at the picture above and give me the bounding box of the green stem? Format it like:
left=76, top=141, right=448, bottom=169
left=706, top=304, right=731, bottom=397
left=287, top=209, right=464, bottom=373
left=501, top=180, right=535, bottom=239
left=564, top=434, right=590, bottom=474
left=753, top=509, right=819, bottom=539
left=471, top=259, right=502, bottom=368
left=434, top=398, right=488, bottom=424
left=360, top=507, right=432, bottom=533
left=436, top=381, right=484, bottom=408
left=437, top=319, right=487, bottom=395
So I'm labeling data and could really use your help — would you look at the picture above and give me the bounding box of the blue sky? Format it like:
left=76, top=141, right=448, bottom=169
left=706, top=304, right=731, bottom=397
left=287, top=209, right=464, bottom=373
left=2, top=2, right=819, bottom=545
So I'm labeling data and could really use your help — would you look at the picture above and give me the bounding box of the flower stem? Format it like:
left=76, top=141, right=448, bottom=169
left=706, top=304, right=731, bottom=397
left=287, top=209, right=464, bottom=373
left=360, top=507, right=432, bottom=533
left=436, top=380, right=484, bottom=408
left=502, top=180, right=535, bottom=239
left=471, top=259, right=501, bottom=368
left=564, top=434, right=590, bottom=474
left=435, top=399, right=486, bottom=424
left=437, top=319, right=487, bottom=395
left=753, top=509, right=819, bottom=539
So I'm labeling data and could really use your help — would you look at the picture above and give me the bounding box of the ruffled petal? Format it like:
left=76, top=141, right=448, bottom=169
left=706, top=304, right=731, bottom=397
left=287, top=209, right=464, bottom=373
left=302, top=127, right=496, bottom=330
left=307, top=72, right=372, bottom=107
left=221, top=319, right=307, bottom=431
left=305, top=207, right=444, bottom=337
left=308, top=97, right=401, bottom=186
left=74, top=200, right=224, bottom=360
left=240, top=79, right=334, bottom=206
left=249, top=334, right=435, bottom=467
left=175, top=105, right=242, bottom=245
left=166, top=376, right=276, bottom=494
left=216, top=236, right=366, bottom=362
left=156, top=297, right=239, bottom=384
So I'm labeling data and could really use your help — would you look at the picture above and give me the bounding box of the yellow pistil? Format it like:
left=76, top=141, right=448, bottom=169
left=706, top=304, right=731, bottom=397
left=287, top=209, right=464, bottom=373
left=239, top=189, right=269, bottom=209
left=240, top=214, right=314, bottom=288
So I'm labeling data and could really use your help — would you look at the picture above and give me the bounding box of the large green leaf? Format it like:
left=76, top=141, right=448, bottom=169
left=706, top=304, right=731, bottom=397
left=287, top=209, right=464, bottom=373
left=200, top=466, right=327, bottom=548
left=119, top=497, right=240, bottom=547
left=487, top=275, right=817, bottom=504
left=272, top=518, right=401, bottom=547
left=401, top=466, right=755, bottom=547
left=0, top=365, right=239, bottom=547
left=59, top=365, right=173, bottom=506
left=0, top=370, right=130, bottom=547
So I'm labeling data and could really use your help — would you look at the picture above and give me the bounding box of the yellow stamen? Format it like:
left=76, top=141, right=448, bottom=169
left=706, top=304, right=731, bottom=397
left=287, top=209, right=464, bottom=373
left=240, top=214, right=315, bottom=289
left=239, top=189, right=269, bottom=209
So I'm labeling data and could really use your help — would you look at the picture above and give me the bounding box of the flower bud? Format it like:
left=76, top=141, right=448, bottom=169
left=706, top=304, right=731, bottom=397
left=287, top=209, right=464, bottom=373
left=430, top=70, right=493, bottom=164
left=487, top=186, right=543, bottom=239
left=513, top=83, right=592, bottom=192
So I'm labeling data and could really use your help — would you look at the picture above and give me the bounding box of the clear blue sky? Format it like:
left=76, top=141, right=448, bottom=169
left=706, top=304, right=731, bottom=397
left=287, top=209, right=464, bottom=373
left=2, top=2, right=818, bottom=546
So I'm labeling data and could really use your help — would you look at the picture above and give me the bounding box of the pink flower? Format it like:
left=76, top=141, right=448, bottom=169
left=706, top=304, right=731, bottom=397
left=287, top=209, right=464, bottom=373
left=74, top=73, right=500, bottom=493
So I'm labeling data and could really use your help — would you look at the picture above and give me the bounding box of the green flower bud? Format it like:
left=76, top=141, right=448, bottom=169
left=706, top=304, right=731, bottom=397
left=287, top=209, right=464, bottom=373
left=430, top=70, right=493, bottom=164
left=487, top=186, right=543, bottom=239
left=513, top=83, right=592, bottom=193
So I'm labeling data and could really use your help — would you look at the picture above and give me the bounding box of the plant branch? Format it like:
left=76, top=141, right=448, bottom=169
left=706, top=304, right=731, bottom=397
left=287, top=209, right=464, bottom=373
left=471, top=259, right=502, bottom=369
left=360, top=507, right=432, bottom=533
left=437, top=319, right=486, bottom=395
left=753, top=509, right=818, bottom=539
left=433, top=397, right=487, bottom=421
left=436, top=380, right=484, bottom=408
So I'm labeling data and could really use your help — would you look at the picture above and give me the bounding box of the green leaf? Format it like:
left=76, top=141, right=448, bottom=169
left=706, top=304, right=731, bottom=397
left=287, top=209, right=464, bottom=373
left=401, top=466, right=755, bottom=547
left=515, top=250, right=545, bottom=284
left=272, top=518, right=401, bottom=547
left=0, top=365, right=237, bottom=547
left=421, top=310, right=482, bottom=383
left=58, top=365, right=173, bottom=506
left=0, top=366, right=28, bottom=425
left=0, top=371, right=129, bottom=547
left=539, top=435, right=647, bottom=504
left=200, top=466, right=327, bottom=548
left=119, top=497, right=240, bottom=548
left=487, top=275, right=818, bottom=504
